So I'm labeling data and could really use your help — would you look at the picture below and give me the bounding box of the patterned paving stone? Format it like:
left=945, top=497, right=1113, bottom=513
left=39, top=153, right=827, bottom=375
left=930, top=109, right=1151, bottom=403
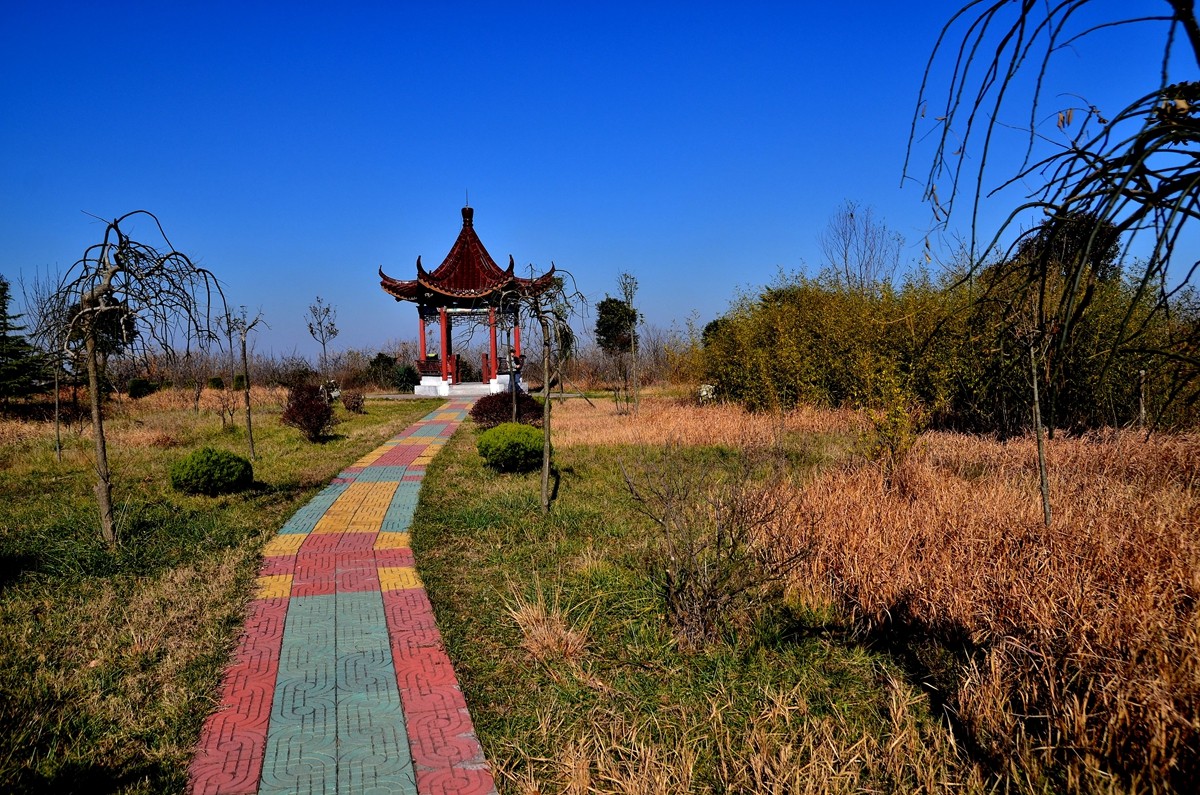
left=190, top=398, right=493, bottom=795
left=379, top=566, right=423, bottom=592
left=374, top=548, right=416, bottom=568
left=375, top=532, right=412, bottom=549
left=415, top=767, right=496, bottom=795
left=405, top=709, right=489, bottom=768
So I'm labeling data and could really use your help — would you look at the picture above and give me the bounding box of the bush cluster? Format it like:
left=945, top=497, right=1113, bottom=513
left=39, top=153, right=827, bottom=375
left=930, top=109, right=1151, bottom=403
left=704, top=266, right=1199, bottom=433
left=233, top=373, right=247, bottom=391
left=469, top=390, right=543, bottom=430
left=170, top=447, right=253, bottom=495
left=341, top=390, right=365, bottom=414
left=476, top=422, right=543, bottom=472
left=281, top=383, right=336, bottom=441
left=126, top=377, right=155, bottom=399
left=206, top=376, right=225, bottom=390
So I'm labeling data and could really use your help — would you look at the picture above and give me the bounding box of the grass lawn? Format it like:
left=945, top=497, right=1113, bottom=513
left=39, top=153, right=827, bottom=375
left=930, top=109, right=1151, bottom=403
left=0, top=393, right=441, bottom=793
left=413, top=407, right=979, bottom=793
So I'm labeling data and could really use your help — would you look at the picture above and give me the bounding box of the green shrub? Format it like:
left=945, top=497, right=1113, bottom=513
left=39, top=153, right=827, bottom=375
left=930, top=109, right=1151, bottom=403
left=233, top=373, right=247, bottom=391
left=394, top=364, right=420, bottom=392
left=170, top=447, right=253, bottom=496
left=207, top=376, right=225, bottom=390
left=126, top=377, right=155, bottom=399
left=281, top=383, right=336, bottom=441
left=470, top=390, right=543, bottom=430
left=476, top=422, right=543, bottom=472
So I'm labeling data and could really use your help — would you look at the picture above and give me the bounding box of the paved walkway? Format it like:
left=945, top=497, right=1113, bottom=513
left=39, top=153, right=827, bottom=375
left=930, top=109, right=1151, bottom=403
left=189, top=399, right=495, bottom=795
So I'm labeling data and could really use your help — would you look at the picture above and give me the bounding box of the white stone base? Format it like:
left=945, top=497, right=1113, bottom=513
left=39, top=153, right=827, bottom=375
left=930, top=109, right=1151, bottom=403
left=415, top=375, right=524, bottom=398
left=492, top=374, right=522, bottom=394
left=415, top=375, right=450, bottom=397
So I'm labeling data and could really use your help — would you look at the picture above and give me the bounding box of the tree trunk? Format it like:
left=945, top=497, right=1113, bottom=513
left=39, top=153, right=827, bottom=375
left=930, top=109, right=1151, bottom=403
left=242, top=334, right=255, bottom=460
left=53, top=364, right=62, bottom=463
left=85, top=335, right=117, bottom=545
left=540, top=316, right=552, bottom=514
left=631, top=327, right=639, bottom=415
left=1030, top=345, right=1052, bottom=527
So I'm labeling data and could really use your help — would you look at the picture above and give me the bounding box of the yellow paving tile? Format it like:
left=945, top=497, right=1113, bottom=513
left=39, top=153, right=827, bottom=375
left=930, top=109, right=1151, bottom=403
left=256, top=574, right=293, bottom=599
left=312, top=481, right=398, bottom=533
left=350, top=445, right=391, bottom=468
left=379, top=566, right=423, bottom=591
left=374, top=532, right=411, bottom=549
left=262, top=534, right=306, bottom=556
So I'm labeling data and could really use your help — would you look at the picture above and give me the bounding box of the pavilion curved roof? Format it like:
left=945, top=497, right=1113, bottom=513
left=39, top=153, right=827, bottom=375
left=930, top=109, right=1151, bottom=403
left=379, top=207, right=556, bottom=304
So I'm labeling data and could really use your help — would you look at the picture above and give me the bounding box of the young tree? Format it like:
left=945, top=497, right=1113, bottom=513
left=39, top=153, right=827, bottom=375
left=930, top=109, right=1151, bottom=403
left=57, top=211, right=224, bottom=545
left=221, top=307, right=267, bottom=459
left=20, top=268, right=74, bottom=459
left=0, top=275, right=45, bottom=405
left=618, top=272, right=640, bottom=413
left=503, top=267, right=585, bottom=513
left=306, top=296, right=338, bottom=376
left=595, top=294, right=639, bottom=411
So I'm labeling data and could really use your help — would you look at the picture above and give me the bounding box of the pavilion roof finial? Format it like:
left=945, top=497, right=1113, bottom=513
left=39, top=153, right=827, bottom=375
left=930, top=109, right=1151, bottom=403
left=461, top=205, right=474, bottom=227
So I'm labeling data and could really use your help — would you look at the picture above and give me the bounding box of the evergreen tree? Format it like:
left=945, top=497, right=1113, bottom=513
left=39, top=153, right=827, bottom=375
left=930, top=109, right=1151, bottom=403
left=0, top=275, right=44, bottom=403
left=595, top=296, right=638, bottom=355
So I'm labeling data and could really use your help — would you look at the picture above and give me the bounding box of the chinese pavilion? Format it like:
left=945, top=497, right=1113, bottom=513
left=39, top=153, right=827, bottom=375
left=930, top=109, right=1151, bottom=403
left=379, top=206, right=555, bottom=396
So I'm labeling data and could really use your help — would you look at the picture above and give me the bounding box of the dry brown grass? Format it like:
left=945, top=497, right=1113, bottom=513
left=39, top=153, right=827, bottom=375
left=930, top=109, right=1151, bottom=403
left=498, top=676, right=985, bottom=795
left=0, top=418, right=46, bottom=447
left=116, top=385, right=286, bottom=414
left=552, top=397, right=865, bottom=448
left=784, top=429, right=1200, bottom=790
left=506, top=581, right=591, bottom=665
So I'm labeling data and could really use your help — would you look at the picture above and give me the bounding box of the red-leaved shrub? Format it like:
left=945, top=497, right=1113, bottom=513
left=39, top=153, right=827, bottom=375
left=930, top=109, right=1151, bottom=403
left=281, top=384, right=337, bottom=441
left=469, top=390, right=543, bottom=430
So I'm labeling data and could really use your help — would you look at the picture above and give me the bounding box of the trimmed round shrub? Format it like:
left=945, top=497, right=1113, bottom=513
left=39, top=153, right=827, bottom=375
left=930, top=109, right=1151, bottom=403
left=476, top=422, right=543, bottom=472
left=126, top=377, right=155, bottom=399
left=170, top=447, right=253, bottom=496
left=281, top=383, right=336, bottom=441
left=469, top=390, right=543, bottom=430
left=207, top=376, right=225, bottom=390
left=233, top=373, right=247, bottom=391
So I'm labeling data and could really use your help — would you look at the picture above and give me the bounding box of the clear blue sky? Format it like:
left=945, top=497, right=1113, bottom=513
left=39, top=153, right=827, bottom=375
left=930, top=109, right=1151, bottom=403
left=1, top=1, right=1183, bottom=360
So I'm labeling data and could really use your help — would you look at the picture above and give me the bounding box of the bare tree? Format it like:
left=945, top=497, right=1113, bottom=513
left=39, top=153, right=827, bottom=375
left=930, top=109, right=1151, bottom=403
left=818, top=200, right=903, bottom=293
left=306, top=296, right=338, bottom=376
left=21, top=268, right=72, bottom=461
left=502, top=267, right=586, bottom=514
left=906, top=1, right=1200, bottom=416
left=221, top=307, right=267, bottom=459
left=618, top=272, right=641, bottom=413
left=171, top=348, right=217, bottom=415
left=57, top=210, right=224, bottom=545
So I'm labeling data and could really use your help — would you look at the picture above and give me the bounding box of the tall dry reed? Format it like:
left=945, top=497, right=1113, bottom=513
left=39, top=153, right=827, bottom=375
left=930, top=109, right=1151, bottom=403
left=786, top=430, right=1199, bottom=790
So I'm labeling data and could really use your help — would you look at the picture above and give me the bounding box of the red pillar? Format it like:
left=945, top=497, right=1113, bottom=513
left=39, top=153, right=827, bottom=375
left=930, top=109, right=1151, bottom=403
left=488, top=307, right=498, bottom=380
left=514, top=325, right=522, bottom=358
left=439, top=308, right=449, bottom=382
left=418, top=315, right=427, bottom=359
